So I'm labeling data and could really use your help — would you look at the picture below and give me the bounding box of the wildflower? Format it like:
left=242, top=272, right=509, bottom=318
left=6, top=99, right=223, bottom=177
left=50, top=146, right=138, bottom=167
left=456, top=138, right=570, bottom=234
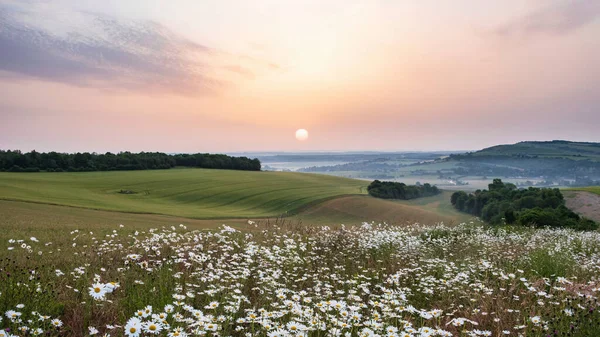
left=124, top=317, right=142, bottom=337
left=142, top=321, right=162, bottom=334
left=89, top=283, right=107, bottom=300
left=5, top=311, right=21, bottom=322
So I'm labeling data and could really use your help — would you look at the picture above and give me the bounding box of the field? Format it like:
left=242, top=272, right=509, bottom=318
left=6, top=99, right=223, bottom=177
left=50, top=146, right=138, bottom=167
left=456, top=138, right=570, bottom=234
left=563, top=190, right=600, bottom=223
left=2, top=170, right=600, bottom=337
left=3, top=219, right=600, bottom=336
left=294, top=192, right=472, bottom=225
left=0, top=169, right=366, bottom=219
left=568, top=187, right=600, bottom=196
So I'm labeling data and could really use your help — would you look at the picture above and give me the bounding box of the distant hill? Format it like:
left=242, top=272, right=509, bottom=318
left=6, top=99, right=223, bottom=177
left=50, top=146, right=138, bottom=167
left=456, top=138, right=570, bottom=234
left=445, top=141, right=600, bottom=185
left=464, top=141, right=600, bottom=161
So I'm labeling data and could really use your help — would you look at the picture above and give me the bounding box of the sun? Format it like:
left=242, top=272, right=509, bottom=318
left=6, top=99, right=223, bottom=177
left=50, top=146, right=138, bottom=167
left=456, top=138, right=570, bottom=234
left=295, top=129, right=308, bottom=141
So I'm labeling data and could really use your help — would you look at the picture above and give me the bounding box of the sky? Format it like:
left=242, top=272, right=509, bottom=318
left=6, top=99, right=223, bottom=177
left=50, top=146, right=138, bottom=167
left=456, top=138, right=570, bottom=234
left=0, top=0, right=599, bottom=153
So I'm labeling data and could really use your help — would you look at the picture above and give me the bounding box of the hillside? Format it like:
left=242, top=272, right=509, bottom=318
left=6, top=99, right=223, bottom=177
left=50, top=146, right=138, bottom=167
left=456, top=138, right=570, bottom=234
left=294, top=191, right=472, bottom=225
left=568, top=186, right=600, bottom=196
left=0, top=169, right=366, bottom=218
left=442, top=141, right=600, bottom=185
left=465, top=140, right=600, bottom=160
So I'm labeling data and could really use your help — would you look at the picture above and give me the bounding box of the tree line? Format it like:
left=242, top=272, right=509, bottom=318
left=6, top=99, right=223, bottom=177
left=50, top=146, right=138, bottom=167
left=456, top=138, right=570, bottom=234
left=451, top=179, right=597, bottom=230
left=0, top=150, right=261, bottom=172
left=367, top=180, right=440, bottom=200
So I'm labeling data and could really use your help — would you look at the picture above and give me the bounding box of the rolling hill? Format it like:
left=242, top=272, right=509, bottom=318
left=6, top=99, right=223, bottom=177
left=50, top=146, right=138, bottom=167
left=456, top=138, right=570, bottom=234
left=0, top=169, right=366, bottom=218
left=444, top=140, right=600, bottom=183
left=463, top=140, right=600, bottom=160
left=293, top=191, right=472, bottom=225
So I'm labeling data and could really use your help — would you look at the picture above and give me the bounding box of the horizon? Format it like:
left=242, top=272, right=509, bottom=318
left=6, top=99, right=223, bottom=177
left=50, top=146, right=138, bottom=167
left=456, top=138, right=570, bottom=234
left=1, top=1, right=599, bottom=152
left=3, top=138, right=595, bottom=156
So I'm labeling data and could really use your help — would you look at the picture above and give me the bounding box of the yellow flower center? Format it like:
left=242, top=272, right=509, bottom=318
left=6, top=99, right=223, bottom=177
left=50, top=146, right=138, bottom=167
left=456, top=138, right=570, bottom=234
left=130, top=328, right=136, bottom=333
left=149, top=325, right=156, bottom=331
left=94, top=287, right=101, bottom=293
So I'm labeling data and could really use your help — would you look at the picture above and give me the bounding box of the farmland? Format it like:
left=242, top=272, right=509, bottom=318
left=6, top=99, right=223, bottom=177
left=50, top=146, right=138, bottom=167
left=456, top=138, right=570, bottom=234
left=0, top=169, right=367, bottom=219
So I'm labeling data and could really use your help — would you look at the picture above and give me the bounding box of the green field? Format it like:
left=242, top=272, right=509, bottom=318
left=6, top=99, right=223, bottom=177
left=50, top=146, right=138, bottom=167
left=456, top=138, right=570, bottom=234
left=0, top=169, right=366, bottom=218
left=568, top=186, right=600, bottom=196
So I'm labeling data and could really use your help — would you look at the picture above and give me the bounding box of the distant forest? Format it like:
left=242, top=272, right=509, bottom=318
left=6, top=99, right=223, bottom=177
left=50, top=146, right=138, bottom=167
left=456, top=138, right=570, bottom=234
left=368, top=180, right=440, bottom=200
left=451, top=179, right=597, bottom=230
left=0, top=150, right=261, bottom=172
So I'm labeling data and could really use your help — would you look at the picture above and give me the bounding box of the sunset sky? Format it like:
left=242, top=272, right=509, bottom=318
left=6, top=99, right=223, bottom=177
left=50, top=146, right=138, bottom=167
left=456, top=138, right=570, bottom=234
left=1, top=0, right=599, bottom=153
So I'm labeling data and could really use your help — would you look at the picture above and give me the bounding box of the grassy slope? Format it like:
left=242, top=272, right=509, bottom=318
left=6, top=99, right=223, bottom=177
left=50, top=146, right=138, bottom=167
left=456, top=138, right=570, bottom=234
left=563, top=190, right=600, bottom=223
left=567, top=187, right=600, bottom=196
left=471, top=141, right=600, bottom=160
left=294, top=191, right=473, bottom=225
left=0, top=169, right=366, bottom=218
left=0, top=199, right=240, bottom=233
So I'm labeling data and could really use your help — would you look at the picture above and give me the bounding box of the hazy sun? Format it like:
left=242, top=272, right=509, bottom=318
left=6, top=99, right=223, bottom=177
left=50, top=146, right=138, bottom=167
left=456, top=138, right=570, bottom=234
left=295, top=129, right=309, bottom=141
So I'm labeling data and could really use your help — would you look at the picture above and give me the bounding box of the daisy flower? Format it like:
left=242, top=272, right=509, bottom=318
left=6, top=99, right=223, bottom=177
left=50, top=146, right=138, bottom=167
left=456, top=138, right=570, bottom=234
left=143, top=321, right=163, bottom=334
left=124, top=317, right=142, bottom=337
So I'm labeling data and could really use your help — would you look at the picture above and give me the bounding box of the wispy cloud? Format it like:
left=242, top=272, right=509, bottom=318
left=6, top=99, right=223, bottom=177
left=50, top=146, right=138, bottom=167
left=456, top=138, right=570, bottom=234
left=493, top=1, right=600, bottom=38
left=0, top=3, right=275, bottom=94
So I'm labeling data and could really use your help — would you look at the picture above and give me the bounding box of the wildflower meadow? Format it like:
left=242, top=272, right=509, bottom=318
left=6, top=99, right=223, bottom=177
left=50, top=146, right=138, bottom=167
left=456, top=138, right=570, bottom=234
left=2, top=220, right=600, bottom=337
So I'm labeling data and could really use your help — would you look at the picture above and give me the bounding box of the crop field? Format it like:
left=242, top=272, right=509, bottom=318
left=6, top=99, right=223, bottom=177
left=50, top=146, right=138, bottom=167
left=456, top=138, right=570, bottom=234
left=3, top=220, right=600, bottom=337
left=0, top=170, right=366, bottom=219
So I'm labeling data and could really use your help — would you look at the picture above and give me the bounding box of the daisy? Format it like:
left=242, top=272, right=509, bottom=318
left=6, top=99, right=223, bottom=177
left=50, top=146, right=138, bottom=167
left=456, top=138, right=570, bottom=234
left=124, top=317, right=142, bottom=337
left=89, top=283, right=107, bottom=300
left=143, top=305, right=153, bottom=318
left=143, top=321, right=162, bottom=334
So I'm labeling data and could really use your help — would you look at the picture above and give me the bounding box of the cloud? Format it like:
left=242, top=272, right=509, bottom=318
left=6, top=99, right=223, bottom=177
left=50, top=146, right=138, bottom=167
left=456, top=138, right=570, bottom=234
left=493, top=1, right=600, bottom=37
left=0, top=3, right=271, bottom=94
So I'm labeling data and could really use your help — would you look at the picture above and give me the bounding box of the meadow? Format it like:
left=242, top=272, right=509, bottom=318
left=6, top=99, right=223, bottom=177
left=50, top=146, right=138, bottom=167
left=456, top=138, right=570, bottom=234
left=2, top=170, right=599, bottom=337
left=0, top=169, right=366, bottom=219
left=2, top=219, right=600, bottom=337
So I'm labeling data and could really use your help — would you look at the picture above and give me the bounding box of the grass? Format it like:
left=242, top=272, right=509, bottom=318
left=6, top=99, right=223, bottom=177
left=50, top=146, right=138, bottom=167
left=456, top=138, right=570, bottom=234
left=294, top=191, right=472, bottom=225
left=0, top=200, right=241, bottom=233
left=568, top=186, right=600, bottom=196
left=0, top=169, right=367, bottom=219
